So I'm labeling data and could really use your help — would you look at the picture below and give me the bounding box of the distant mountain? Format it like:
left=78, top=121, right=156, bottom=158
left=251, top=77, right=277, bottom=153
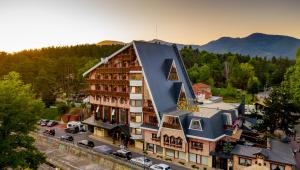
left=197, top=33, right=300, bottom=59
left=97, top=40, right=125, bottom=46
left=99, top=33, right=300, bottom=59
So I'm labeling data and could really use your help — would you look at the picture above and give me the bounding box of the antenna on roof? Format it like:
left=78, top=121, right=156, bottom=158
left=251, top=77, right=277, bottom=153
left=155, top=24, right=158, bottom=39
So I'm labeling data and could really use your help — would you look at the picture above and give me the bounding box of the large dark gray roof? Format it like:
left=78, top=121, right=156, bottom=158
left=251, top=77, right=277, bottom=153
left=134, top=41, right=195, bottom=117
left=231, top=140, right=296, bottom=165
left=185, top=111, right=233, bottom=140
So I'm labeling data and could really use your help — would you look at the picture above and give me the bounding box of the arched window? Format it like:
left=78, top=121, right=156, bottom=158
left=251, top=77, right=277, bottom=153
left=176, top=137, right=182, bottom=145
left=163, top=135, right=169, bottom=143
left=170, top=136, right=176, bottom=145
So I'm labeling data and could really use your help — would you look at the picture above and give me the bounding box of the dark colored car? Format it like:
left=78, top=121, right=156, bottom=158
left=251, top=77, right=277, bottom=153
left=112, top=149, right=132, bottom=160
left=47, top=120, right=58, bottom=127
left=40, top=119, right=49, bottom=126
left=77, top=140, right=95, bottom=148
left=43, top=129, right=55, bottom=136
left=64, top=126, right=79, bottom=134
left=60, top=134, right=74, bottom=142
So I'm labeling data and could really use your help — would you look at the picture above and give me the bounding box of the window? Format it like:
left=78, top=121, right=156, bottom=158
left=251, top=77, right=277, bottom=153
left=191, top=141, right=203, bottom=150
left=131, top=128, right=142, bottom=135
left=149, top=116, right=158, bottom=124
left=130, top=73, right=143, bottom=80
left=167, top=62, right=179, bottom=81
left=224, top=113, right=233, bottom=125
left=130, top=86, right=142, bottom=94
left=163, top=135, right=169, bottom=144
left=130, top=113, right=142, bottom=123
left=152, top=133, right=160, bottom=140
left=189, top=153, right=196, bottom=163
left=130, top=100, right=142, bottom=107
left=201, top=156, right=209, bottom=166
left=189, top=119, right=202, bottom=130
left=119, top=109, right=126, bottom=123
left=239, top=157, right=252, bottom=166
left=103, top=106, right=109, bottom=121
left=271, top=164, right=284, bottom=170
left=146, top=143, right=154, bottom=152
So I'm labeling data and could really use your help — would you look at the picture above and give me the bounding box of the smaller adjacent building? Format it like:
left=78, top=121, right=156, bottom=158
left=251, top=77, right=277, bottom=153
left=192, top=83, right=212, bottom=102
left=231, top=140, right=296, bottom=170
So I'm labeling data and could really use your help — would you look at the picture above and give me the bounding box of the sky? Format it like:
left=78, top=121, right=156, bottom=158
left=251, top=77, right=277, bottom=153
left=0, top=0, right=300, bottom=52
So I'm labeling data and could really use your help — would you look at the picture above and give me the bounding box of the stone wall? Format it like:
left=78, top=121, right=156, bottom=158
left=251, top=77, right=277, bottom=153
left=32, top=133, right=141, bottom=170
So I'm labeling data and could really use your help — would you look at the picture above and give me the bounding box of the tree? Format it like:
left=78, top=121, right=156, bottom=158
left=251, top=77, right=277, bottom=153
left=247, top=76, right=261, bottom=95
left=0, top=72, right=45, bottom=169
left=283, top=48, right=300, bottom=106
left=259, top=87, right=299, bottom=133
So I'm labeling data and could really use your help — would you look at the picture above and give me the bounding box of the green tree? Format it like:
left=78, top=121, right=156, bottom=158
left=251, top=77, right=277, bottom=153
left=259, top=87, right=299, bottom=133
left=0, top=72, right=45, bottom=169
left=247, top=76, right=261, bottom=95
left=283, top=48, right=300, bottom=106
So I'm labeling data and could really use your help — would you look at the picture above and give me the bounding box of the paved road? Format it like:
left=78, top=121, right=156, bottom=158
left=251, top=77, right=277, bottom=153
left=39, top=125, right=189, bottom=170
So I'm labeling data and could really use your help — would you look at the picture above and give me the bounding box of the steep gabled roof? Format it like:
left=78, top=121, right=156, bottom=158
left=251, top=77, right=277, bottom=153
left=133, top=41, right=195, bottom=114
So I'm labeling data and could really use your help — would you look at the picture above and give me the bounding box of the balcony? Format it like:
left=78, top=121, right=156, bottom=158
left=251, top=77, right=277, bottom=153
left=162, top=122, right=181, bottom=130
left=86, top=79, right=129, bottom=85
left=130, top=106, right=143, bottom=113
left=143, top=106, right=155, bottom=113
left=191, top=146, right=203, bottom=151
left=96, top=67, right=130, bottom=74
left=129, top=80, right=143, bottom=86
left=130, top=94, right=143, bottom=100
left=130, top=66, right=142, bottom=71
left=88, top=90, right=129, bottom=98
left=152, top=137, right=161, bottom=142
left=131, top=134, right=143, bottom=140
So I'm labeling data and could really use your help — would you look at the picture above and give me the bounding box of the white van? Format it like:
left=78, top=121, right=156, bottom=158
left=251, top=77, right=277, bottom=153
left=67, top=121, right=85, bottom=131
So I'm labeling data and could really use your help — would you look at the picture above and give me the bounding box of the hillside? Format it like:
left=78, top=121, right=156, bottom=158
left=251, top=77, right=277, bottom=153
left=97, top=40, right=125, bottom=46
left=150, top=33, right=300, bottom=59
left=198, top=33, right=300, bottom=59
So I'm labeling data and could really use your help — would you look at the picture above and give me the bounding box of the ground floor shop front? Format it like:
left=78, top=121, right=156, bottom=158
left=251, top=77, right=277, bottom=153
left=145, top=142, right=213, bottom=167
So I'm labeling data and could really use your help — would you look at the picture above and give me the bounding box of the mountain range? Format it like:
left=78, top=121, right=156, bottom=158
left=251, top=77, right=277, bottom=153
left=99, top=33, right=300, bottom=59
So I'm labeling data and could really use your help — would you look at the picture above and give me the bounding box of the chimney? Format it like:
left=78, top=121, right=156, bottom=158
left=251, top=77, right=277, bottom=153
left=267, top=138, right=271, bottom=149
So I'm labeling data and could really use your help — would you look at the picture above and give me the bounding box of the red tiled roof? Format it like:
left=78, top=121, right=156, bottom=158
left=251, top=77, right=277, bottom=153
left=192, top=83, right=210, bottom=92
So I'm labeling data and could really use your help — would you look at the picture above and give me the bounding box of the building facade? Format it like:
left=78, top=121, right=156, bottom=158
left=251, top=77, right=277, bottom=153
left=83, top=41, right=243, bottom=168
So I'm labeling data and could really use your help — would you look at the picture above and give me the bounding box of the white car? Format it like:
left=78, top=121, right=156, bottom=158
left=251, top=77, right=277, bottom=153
left=67, top=121, right=85, bottom=131
left=150, top=164, right=171, bottom=170
left=130, top=156, right=153, bottom=167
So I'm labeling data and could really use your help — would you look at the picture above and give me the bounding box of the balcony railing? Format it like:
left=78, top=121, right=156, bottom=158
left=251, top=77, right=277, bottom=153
left=130, top=66, right=142, bottom=71
left=88, top=90, right=129, bottom=98
left=162, top=122, right=181, bottom=130
left=143, top=106, right=155, bottom=113
left=86, top=79, right=129, bottom=85
left=152, top=137, right=161, bottom=142
left=191, top=146, right=203, bottom=151
left=96, top=67, right=131, bottom=73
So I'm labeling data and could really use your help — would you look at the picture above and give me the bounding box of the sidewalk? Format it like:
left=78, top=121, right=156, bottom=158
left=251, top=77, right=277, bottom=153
left=89, top=134, right=214, bottom=170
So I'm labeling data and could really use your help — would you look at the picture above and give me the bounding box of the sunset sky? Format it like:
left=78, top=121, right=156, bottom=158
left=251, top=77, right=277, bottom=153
left=0, top=0, right=300, bottom=52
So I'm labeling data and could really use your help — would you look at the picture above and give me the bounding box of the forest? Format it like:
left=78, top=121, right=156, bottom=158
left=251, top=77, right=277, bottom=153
left=0, top=44, right=296, bottom=105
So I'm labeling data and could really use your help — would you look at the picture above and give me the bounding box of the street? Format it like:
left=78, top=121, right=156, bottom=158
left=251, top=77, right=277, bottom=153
left=38, top=125, right=189, bottom=170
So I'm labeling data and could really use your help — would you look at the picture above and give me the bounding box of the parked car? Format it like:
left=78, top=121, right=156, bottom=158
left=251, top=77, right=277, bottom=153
left=150, top=164, right=171, bottom=170
left=43, top=129, right=55, bottom=136
left=40, top=119, right=49, bottom=126
left=47, top=120, right=58, bottom=127
left=77, top=140, right=94, bottom=148
left=64, top=126, right=79, bottom=134
left=112, top=149, right=132, bottom=160
left=67, top=121, right=85, bottom=131
left=60, top=134, right=74, bottom=142
left=93, top=145, right=113, bottom=155
left=130, top=156, right=153, bottom=167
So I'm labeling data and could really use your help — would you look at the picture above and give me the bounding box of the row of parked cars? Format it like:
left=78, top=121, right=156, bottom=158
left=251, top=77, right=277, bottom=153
left=39, top=119, right=171, bottom=170
left=58, top=134, right=170, bottom=170
left=39, top=119, right=58, bottom=127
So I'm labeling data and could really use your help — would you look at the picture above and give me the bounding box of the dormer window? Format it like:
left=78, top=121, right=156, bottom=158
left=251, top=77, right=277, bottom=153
left=224, top=113, right=233, bottom=125
left=189, top=119, right=202, bottom=131
left=167, top=61, right=179, bottom=81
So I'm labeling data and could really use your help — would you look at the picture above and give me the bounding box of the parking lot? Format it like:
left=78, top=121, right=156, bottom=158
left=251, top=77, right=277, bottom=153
left=38, top=123, right=189, bottom=170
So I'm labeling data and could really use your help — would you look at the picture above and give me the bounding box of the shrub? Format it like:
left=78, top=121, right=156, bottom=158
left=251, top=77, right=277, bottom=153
left=191, top=165, right=199, bottom=169
left=179, top=161, right=185, bottom=165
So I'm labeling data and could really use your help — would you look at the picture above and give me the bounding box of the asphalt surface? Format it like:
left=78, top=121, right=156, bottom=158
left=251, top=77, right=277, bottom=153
left=39, top=125, right=189, bottom=170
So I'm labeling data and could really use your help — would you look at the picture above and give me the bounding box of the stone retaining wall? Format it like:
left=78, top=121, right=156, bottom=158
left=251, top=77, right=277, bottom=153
left=32, top=133, right=141, bottom=170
